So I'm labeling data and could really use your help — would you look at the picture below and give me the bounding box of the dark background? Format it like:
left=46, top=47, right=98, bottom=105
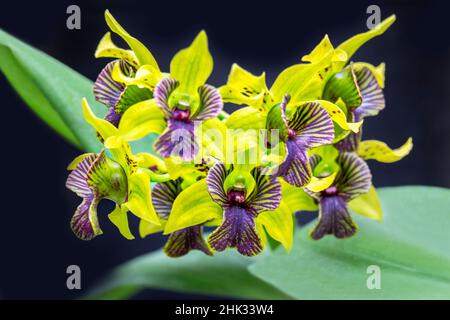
left=0, top=0, right=449, bottom=299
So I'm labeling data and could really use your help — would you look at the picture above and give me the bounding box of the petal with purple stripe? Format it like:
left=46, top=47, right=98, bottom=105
left=247, top=168, right=281, bottom=212
left=70, top=195, right=103, bottom=240
left=104, top=107, right=121, bottom=127
left=154, top=77, right=179, bottom=117
left=152, top=179, right=182, bottom=219
left=208, top=206, right=263, bottom=256
left=288, top=102, right=335, bottom=148
left=277, top=139, right=312, bottom=187
left=335, top=152, right=372, bottom=200
left=154, top=119, right=197, bottom=161
left=310, top=195, right=357, bottom=240
left=192, top=84, right=223, bottom=120
left=165, top=225, right=212, bottom=257
left=335, top=130, right=362, bottom=152
left=353, top=66, right=385, bottom=122
left=206, top=161, right=229, bottom=205
left=93, top=61, right=126, bottom=108
left=66, top=153, right=98, bottom=197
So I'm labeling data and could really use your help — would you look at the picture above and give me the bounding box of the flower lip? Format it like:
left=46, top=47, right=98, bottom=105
left=227, top=189, right=246, bottom=205
left=171, top=108, right=191, bottom=122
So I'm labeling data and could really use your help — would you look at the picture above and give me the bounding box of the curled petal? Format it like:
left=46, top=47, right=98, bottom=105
left=104, top=10, right=159, bottom=68
left=108, top=205, right=134, bottom=240
left=66, top=153, right=98, bottom=197
left=219, top=63, right=271, bottom=109
left=208, top=206, right=263, bottom=256
left=165, top=226, right=212, bottom=257
left=357, top=138, right=413, bottom=163
left=154, top=77, right=179, bottom=117
left=93, top=61, right=126, bottom=108
left=95, top=32, right=138, bottom=67
left=71, top=195, right=100, bottom=241
left=353, top=66, right=385, bottom=121
left=310, top=195, right=357, bottom=240
left=193, top=84, right=223, bottom=121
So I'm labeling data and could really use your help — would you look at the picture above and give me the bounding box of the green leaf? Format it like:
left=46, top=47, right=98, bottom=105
left=0, top=28, right=103, bottom=152
left=87, top=250, right=291, bottom=300
left=249, top=186, right=450, bottom=299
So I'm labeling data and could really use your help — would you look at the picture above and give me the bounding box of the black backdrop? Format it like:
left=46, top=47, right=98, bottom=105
left=0, top=0, right=449, bottom=299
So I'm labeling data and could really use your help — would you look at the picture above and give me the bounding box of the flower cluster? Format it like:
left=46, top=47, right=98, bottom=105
left=66, top=10, right=412, bottom=257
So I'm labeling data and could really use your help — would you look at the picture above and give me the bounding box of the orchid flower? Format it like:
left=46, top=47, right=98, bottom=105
left=305, top=152, right=372, bottom=239
left=66, top=151, right=127, bottom=240
left=65, top=98, right=170, bottom=240
left=152, top=32, right=223, bottom=160
left=93, top=10, right=164, bottom=127
left=162, top=161, right=298, bottom=257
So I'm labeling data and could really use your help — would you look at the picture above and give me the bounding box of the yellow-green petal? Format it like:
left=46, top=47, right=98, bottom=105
left=337, top=15, right=396, bottom=66
left=305, top=172, right=337, bottom=193
left=348, top=185, right=383, bottom=221
left=353, top=62, right=385, bottom=88
left=140, top=219, right=166, bottom=238
left=170, top=31, right=212, bottom=96
left=164, top=179, right=222, bottom=234
left=82, top=98, right=118, bottom=139
left=357, top=137, right=413, bottom=163
left=257, top=201, right=294, bottom=253
left=225, top=106, right=266, bottom=130
left=94, top=32, right=138, bottom=68
left=280, top=179, right=318, bottom=212
left=309, top=99, right=362, bottom=133
left=219, top=64, right=271, bottom=109
left=104, top=99, right=165, bottom=147
left=123, top=169, right=161, bottom=225
left=67, top=153, right=96, bottom=170
left=105, top=10, right=159, bottom=69
left=108, top=205, right=135, bottom=240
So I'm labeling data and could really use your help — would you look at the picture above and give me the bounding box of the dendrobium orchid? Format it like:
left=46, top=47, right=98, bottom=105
left=64, top=11, right=413, bottom=257
left=93, top=10, right=163, bottom=127
left=306, top=152, right=372, bottom=239
left=152, top=32, right=223, bottom=160
left=266, top=95, right=334, bottom=186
